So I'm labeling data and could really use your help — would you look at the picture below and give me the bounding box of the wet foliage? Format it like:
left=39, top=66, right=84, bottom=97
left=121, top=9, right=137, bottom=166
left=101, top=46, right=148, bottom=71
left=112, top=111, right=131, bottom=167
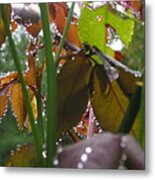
left=0, top=1, right=144, bottom=169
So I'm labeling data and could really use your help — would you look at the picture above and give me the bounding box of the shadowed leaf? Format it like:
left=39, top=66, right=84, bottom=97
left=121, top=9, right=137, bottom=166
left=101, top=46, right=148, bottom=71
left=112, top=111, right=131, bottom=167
left=0, top=5, right=11, bottom=46
left=57, top=55, right=92, bottom=137
left=58, top=133, right=144, bottom=169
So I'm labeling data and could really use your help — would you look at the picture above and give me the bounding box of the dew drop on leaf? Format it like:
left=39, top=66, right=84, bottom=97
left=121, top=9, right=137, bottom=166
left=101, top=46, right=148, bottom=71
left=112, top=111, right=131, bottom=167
left=80, top=153, right=88, bottom=162
left=85, top=146, right=92, bottom=154
left=42, top=150, right=47, bottom=159
left=53, top=158, right=59, bottom=166
left=77, top=162, right=83, bottom=169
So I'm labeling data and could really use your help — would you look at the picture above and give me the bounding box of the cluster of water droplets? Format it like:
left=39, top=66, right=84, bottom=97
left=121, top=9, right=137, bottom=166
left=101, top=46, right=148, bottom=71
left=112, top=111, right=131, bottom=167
left=77, top=146, right=93, bottom=169
left=118, top=136, right=128, bottom=170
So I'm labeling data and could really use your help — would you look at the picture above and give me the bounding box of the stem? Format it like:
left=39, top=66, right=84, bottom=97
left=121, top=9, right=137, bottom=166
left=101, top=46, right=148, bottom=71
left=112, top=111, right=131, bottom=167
left=118, top=86, right=142, bottom=134
left=2, top=5, right=43, bottom=165
left=138, top=82, right=145, bottom=147
left=55, top=2, right=75, bottom=63
left=39, top=3, right=57, bottom=167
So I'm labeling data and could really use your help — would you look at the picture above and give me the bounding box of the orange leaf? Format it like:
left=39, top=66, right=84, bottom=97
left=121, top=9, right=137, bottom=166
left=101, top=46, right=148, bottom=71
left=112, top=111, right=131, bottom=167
left=0, top=72, right=18, bottom=89
left=10, top=20, right=18, bottom=32
left=26, top=21, right=42, bottom=37
left=0, top=94, right=8, bottom=117
left=24, top=56, right=37, bottom=87
left=54, top=3, right=81, bottom=47
left=11, top=83, right=27, bottom=130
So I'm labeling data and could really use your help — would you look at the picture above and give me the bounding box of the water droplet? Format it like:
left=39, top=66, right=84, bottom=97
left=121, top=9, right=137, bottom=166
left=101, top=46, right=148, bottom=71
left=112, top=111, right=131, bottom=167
left=96, top=15, right=103, bottom=22
left=120, top=136, right=127, bottom=148
left=10, top=150, right=14, bottom=156
left=34, top=121, right=38, bottom=125
left=77, top=162, right=83, bottom=169
left=85, top=146, right=92, bottom=154
left=42, top=143, right=46, bottom=150
left=134, top=71, right=142, bottom=78
left=80, top=153, right=88, bottom=162
left=57, top=146, right=63, bottom=154
left=56, top=141, right=59, bottom=146
left=58, top=138, right=62, bottom=143
left=53, top=158, right=59, bottom=166
left=42, top=150, right=47, bottom=159
left=71, top=57, right=75, bottom=61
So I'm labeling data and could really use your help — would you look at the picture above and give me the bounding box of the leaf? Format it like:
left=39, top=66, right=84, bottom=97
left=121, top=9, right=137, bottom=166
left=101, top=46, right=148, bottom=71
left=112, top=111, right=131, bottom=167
left=58, top=133, right=144, bottom=169
left=26, top=21, right=42, bottom=37
left=24, top=56, right=37, bottom=87
left=57, top=55, right=92, bottom=137
left=12, top=4, right=41, bottom=37
left=0, top=10, right=6, bottom=47
left=124, top=23, right=144, bottom=72
left=11, top=83, right=27, bottom=131
left=90, top=65, right=129, bottom=132
left=0, top=5, right=11, bottom=47
left=117, top=68, right=141, bottom=95
left=6, top=144, right=38, bottom=167
left=0, top=108, right=34, bottom=166
left=0, top=72, right=18, bottom=89
left=25, top=93, right=38, bottom=132
left=0, top=94, right=8, bottom=117
left=79, top=4, right=134, bottom=57
left=53, top=3, right=81, bottom=47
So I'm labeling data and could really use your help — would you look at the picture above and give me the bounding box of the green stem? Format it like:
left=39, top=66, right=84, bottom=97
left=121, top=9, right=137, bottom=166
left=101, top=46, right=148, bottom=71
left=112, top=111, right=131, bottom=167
left=39, top=3, right=57, bottom=167
left=2, top=5, right=43, bottom=165
left=118, top=86, right=142, bottom=134
left=55, top=2, right=75, bottom=63
left=138, top=81, right=145, bottom=147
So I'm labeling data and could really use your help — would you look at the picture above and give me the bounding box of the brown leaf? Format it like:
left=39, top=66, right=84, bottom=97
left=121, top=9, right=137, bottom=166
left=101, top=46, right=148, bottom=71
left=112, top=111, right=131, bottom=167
left=57, top=55, right=92, bottom=137
left=26, top=21, right=42, bottom=37
left=11, top=83, right=27, bottom=130
left=53, top=3, right=81, bottom=47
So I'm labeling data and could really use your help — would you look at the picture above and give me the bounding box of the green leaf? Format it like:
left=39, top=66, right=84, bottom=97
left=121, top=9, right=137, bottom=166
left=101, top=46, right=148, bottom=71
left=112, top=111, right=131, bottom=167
left=90, top=65, right=129, bottom=132
left=123, top=23, right=144, bottom=72
left=57, top=55, right=92, bottom=137
left=79, top=4, right=134, bottom=58
left=0, top=107, right=33, bottom=166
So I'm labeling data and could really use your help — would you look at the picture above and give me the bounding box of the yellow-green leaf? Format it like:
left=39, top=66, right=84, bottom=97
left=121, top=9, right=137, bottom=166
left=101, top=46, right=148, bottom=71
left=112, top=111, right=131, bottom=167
left=91, top=65, right=129, bottom=132
left=6, top=144, right=38, bottom=167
